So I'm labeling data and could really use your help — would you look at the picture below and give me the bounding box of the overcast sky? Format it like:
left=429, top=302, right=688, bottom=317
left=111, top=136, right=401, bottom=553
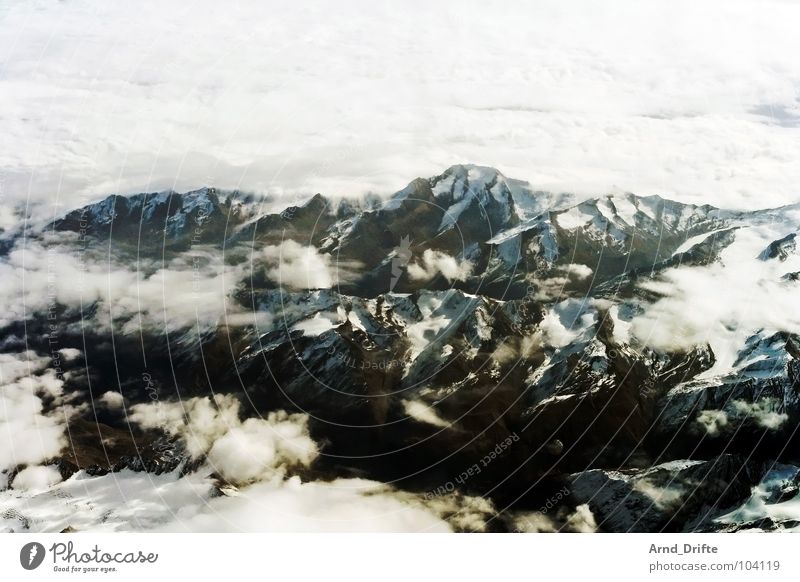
left=2, top=0, right=800, bottom=210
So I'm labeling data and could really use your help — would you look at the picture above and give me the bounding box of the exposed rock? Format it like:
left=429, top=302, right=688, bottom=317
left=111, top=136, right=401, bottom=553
left=570, top=455, right=765, bottom=532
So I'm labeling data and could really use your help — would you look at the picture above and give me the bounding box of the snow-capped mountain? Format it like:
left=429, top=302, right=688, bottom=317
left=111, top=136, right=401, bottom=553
left=3, top=165, right=800, bottom=532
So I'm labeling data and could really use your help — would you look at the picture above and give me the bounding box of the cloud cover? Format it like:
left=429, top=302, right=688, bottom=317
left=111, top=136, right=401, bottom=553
left=2, top=392, right=493, bottom=532
left=1, top=0, right=800, bottom=211
left=0, top=352, right=67, bottom=473
left=630, top=221, right=800, bottom=373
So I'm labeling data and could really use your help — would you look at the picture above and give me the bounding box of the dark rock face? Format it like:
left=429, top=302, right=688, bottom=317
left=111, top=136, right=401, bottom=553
left=570, top=456, right=765, bottom=532
left=653, top=332, right=800, bottom=459
left=53, top=418, right=186, bottom=479
left=760, top=233, right=797, bottom=261
left=5, top=165, right=800, bottom=531
left=51, top=188, right=244, bottom=252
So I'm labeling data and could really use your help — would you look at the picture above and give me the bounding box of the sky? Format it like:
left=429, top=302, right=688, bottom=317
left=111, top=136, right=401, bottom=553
left=1, top=0, right=800, bottom=210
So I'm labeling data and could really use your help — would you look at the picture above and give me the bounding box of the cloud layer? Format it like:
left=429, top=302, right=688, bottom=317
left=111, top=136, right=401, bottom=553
left=0, top=352, right=67, bottom=473
left=2, top=392, right=495, bottom=532
left=2, top=0, right=800, bottom=211
left=0, top=237, right=269, bottom=333
left=130, top=394, right=318, bottom=484
left=407, top=250, right=473, bottom=282
left=630, top=221, right=800, bottom=372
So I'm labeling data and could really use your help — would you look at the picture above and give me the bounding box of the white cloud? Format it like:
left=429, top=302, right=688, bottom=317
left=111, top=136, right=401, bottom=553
left=692, top=400, right=785, bottom=437
left=537, top=299, right=596, bottom=349
left=407, top=249, right=472, bottom=282
left=207, top=415, right=319, bottom=485
left=130, top=394, right=242, bottom=458
left=130, top=394, right=318, bottom=485
left=0, top=393, right=472, bottom=532
left=420, top=493, right=495, bottom=532
left=0, top=352, right=66, bottom=472
left=731, top=399, right=788, bottom=430
left=11, top=465, right=62, bottom=491
left=4, top=1, right=799, bottom=211
left=697, top=409, right=728, bottom=436
left=565, top=504, right=597, bottom=533
left=262, top=240, right=335, bottom=290
left=402, top=400, right=450, bottom=428
left=58, top=348, right=82, bottom=362
left=160, top=478, right=453, bottom=533
left=561, top=264, right=593, bottom=280
left=631, top=224, right=800, bottom=373
left=0, top=469, right=453, bottom=533
left=513, top=512, right=557, bottom=533
left=0, top=239, right=268, bottom=333
left=632, top=480, right=685, bottom=511
left=512, top=504, right=597, bottom=532
left=99, top=391, right=125, bottom=410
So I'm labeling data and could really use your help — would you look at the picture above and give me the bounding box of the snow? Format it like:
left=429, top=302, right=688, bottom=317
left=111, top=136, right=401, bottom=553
left=431, top=172, right=457, bottom=198
left=403, top=291, right=480, bottom=363
left=405, top=315, right=454, bottom=361
left=632, top=219, right=800, bottom=377
left=472, top=307, right=493, bottom=342
left=433, top=165, right=517, bottom=231
left=495, top=237, right=522, bottom=266
left=141, top=191, right=172, bottom=221
left=555, top=204, right=598, bottom=230
left=672, top=227, right=732, bottom=256
left=611, top=194, right=638, bottom=227
left=346, top=304, right=375, bottom=333
left=636, top=196, right=662, bottom=222
left=319, top=215, right=360, bottom=250
left=179, top=188, right=214, bottom=214
left=716, top=465, right=800, bottom=530
left=291, top=312, right=340, bottom=336
left=383, top=182, right=416, bottom=211
left=438, top=196, right=474, bottom=231
left=595, top=197, right=618, bottom=225
left=486, top=220, right=538, bottom=245
left=535, top=219, right=560, bottom=264
left=0, top=468, right=451, bottom=533
left=539, top=299, right=597, bottom=349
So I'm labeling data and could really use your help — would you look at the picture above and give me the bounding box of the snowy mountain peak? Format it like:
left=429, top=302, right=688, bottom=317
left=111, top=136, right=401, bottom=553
left=427, top=165, right=517, bottom=231
left=51, top=186, right=234, bottom=245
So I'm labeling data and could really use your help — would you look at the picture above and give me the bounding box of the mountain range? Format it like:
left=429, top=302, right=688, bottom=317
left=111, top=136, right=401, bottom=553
left=2, top=164, right=799, bottom=532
